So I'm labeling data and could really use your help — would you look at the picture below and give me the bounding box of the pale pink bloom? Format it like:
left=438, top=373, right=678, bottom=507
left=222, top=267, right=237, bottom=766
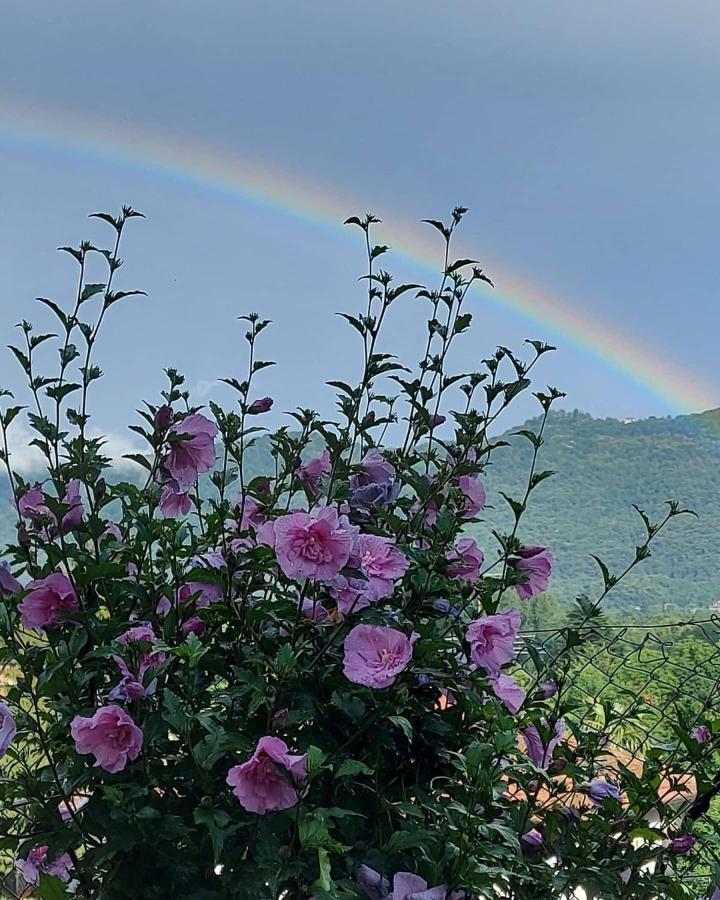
left=465, top=609, right=522, bottom=674
left=297, top=449, right=332, bottom=495
left=71, top=704, right=143, bottom=773
left=0, top=701, right=17, bottom=756
left=273, top=507, right=356, bottom=581
left=490, top=673, right=526, bottom=714
left=457, top=475, right=486, bottom=519
left=158, top=487, right=192, bottom=518
left=351, top=449, right=396, bottom=488
left=446, top=538, right=483, bottom=582
left=162, top=413, right=218, bottom=490
left=16, top=847, right=73, bottom=885
left=19, top=572, right=79, bottom=630
left=226, top=736, right=307, bottom=814
left=352, top=533, right=409, bottom=600
left=511, top=546, right=553, bottom=600
left=343, top=625, right=417, bottom=689
left=181, top=615, right=206, bottom=637
left=392, top=873, right=446, bottom=900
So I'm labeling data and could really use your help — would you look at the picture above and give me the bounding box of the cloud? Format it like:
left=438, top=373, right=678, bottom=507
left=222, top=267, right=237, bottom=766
left=3, top=419, right=145, bottom=476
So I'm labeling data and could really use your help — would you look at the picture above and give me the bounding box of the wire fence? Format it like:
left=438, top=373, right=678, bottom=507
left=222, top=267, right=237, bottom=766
left=3, top=616, right=720, bottom=897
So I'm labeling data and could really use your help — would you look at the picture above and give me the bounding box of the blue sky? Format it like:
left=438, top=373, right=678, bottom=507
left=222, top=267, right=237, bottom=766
left=0, top=0, right=718, bottom=459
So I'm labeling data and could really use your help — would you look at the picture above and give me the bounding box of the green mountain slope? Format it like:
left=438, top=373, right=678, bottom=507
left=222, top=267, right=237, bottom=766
left=1, top=409, right=717, bottom=614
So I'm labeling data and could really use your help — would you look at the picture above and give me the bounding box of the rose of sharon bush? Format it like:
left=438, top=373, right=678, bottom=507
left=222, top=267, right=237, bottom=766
left=0, top=208, right=711, bottom=898
left=71, top=705, right=143, bottom=773
left=227, top=736, right=307, bottom=814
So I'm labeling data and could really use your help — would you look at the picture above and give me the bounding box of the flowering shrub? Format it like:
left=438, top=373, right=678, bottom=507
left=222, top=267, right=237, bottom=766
left=0, top=207, right=717, bottom=899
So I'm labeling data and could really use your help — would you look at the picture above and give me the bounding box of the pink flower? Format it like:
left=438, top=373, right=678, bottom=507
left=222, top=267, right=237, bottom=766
left=117, top=624, right=156, bottom=646
left=391, top=873, right=446, bottom=900
left=273, top=507, right=356, bottom=581
left=446, top=538, right=483, bottom=582
left=186, top=580, right=223, bottom=607
left=522, top=719, right=565, bottom=768
left=490, top=673, right=526, bottom=714
left=0, top=701, right=17, bottom=756
left=181, top=615, right=206, bottom=637
left=352, top=534, right=409, bottom=600
left=511, top=546, right=553, bottom=600
left=457, top=475, right=486, bottom=519
left=692, top=725, right=711, bottom=744
left=16, top=483, right=52, bottom=523
left=19, top=572, right=79, bottom=630
left=465, top=609, right=522, bottom=674
left=247, top=396, right=273, bottom=414
left=343, top=625, right=417, bottom=689
left=16, top=847, right=73, bottom=885
left=161, top=413, right=218, bottom=491
left=351, top=449, right=395, bottom=488
left=158, top=487, right=192, bottom=518
left=0, top=561, right=21, bottom=596
left=71, top=704, right=143, bottom=773
left=61, top=479, right=85, bottom=532
left=298, top=596, right=330, bottom=620
left=154, top=403, right=174, bottom=432
left=328, top=575, right=372, bottom=617
left=297, top=449, right=332, bottom=495
left=226, top=736, right=307, bottom=814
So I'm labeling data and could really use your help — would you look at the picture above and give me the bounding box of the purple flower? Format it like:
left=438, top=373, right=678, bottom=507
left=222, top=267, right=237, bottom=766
left=430, top=414, right=446, bottom=427
left=511, top=546, right=553, bottom=600
left=343, top=624, right=417, bottom=689
left=247, top=396, right=273, bottom=415
left=489, top=673, right=526, bottom=714
left=298, top=596, right=330, bottom=620
left=160, top=413, right=218, bottom=491
left=586, top=778, right=621, bottom=805
left=328, top=574, right=372, bottom=617
left=19, top=572, right=79, bottom=630
left=446, top=538, right=483, bottom=582
left=192, top=550, right=226, bottom=570
left=60, top=479, right=85, bottom=532
left=352, top=533, right=410, bottom=600
left=670, top=834, right=696, bottom=855
left=693, top=725, right=711, bottom=745
left=297, top=449, right=331, bottom=495
left=186, top=580, right=223, bottom=608
left=108, top=676, right=150, bottom=702
left=538, top=679, right=558, bottom=699
left=154, top=403, right=173, bottom=432
left=356, top=864, right=390, bottom=899
left=158, top=487, right=192, bottom=518
left=356, top=869, right=446, bottom=900
left=0, top=701, right=17, bottom=756
left=273, top=507, right=357, bottom=581
left=16, top=847, right=73, bottom=885
left=227, top=736, right=306, bottom=814
left=351, top=449, right=396, bottom=488
left=16, top=483, right=53, bottom=524
left=465, top=609, right=522, bottom=674
left=522, top=719, right=565, bottom=768
left=0, top=561, right=21, bottom=596
left=457, top=475, right=486, bottom=519
left=71, top=704, right=143, bottom=773
left=350, top=481, right=400, bottom=518
left=181, top=615, right=206, bottom=637
left=521, top=829, right=544, bottom=850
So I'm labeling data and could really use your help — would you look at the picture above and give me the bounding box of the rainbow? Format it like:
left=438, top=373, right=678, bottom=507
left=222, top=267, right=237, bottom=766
left=0, top=96, right=716, bottom=414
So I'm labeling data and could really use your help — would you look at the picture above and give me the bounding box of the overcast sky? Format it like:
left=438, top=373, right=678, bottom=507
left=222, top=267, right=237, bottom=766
left=1, top=0, right=718, bottom=456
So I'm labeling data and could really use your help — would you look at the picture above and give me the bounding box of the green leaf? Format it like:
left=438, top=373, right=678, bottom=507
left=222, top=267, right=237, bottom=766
left=38, top=874, right=69, bottom=900
left=335, top=758, right=373, bottom=779
left=387, top=715, right=413, bottom=742
left=81, top=282, right=106, bottom=302
left=162, top=689, right=186, bottom=732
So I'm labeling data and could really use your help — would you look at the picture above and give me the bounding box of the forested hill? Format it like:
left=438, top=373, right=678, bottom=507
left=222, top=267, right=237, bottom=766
left=0, top=409, right=718, bottom=614
left=472, top=408, right=720, bottom=615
